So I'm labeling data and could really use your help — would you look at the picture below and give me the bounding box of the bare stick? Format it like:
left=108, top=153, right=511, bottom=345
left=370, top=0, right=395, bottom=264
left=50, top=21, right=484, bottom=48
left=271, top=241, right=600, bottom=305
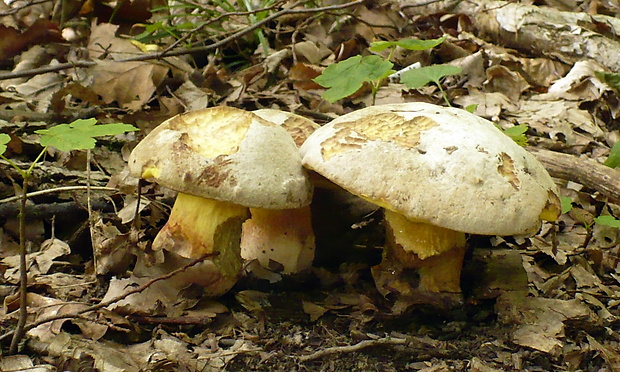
left=529, top=148, right=620, bottom=202
left=0, top=254, right=211, bottom=344
left=298, top=337, right=409, bottom=362
left=0, top=186, right=118, bottom=204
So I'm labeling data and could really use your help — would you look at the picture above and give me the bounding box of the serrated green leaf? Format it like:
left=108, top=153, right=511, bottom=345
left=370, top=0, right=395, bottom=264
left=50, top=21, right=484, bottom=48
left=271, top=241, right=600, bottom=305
left=560, top=196, right=573, bottom=214
left=594, top=215, right=620, bottom=228
left=369, top=36, right=446, bottom=53
left=35, top=119, right=138, bottom=152
left=502, top=124, right=529, bottom=147
left=400, top=64, right=462, bottom=89
left=0, top=133, right=10, bottom=155
left=595, top=71, right=620, bottom=92
left=603, top=141, right=620, bottom=168
left=313, top=55, right=394, bottom=103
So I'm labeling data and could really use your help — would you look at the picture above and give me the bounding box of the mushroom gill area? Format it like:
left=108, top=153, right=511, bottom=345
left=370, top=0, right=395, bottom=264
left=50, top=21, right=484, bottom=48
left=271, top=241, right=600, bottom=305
left=151, top=192, right=249, bottom=294
left=373, top=209, right=468, bottom=294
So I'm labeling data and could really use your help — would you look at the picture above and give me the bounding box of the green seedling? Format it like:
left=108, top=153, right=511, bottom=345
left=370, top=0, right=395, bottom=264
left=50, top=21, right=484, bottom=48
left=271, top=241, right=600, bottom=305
left=560, top=196, right=573, bottom=214
left=603, top=141, right=620, bottom=168
left=498, top=124, right=529, bottom=147
left=399, top=64, right=463, bottom=106
left=1, top=119, right=137, bottom=354
left=313, top=54, right=395, bottom=104
left=594, top=215, right=620, bottom=228
left=313, top=36, right=462, bottom=105
left=595, top=71, right=620, bottom=92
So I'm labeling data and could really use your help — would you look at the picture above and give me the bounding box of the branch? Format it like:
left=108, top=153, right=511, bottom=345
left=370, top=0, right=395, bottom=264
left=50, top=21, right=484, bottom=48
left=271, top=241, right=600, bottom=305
left=298, top=337, right=409, bottom=362
left=529, top=148, right=620, bottom=202
left=0, top=0, right=365, bottom=81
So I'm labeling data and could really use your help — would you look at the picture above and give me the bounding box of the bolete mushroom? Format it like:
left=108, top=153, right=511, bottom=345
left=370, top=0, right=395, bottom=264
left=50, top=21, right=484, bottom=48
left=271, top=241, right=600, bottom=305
left=239, top=109, right=320, bottom=274
left=299, top=102, right=560, bottom=298
left=128, top=106, right=312, bottom=296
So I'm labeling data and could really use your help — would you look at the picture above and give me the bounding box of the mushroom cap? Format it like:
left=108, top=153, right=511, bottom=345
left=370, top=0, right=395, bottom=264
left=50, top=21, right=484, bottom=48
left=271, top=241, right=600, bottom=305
left=253, top=109, right=320, bottom=147
left=129, top=106, right=313, bottom=209
left=300, top=102, right=560, bottom=236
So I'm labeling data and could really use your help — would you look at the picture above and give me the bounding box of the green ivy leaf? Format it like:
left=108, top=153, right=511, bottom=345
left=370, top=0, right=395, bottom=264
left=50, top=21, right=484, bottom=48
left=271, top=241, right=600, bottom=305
left=594, top=215, right=620, bottom=228
left=595, top=71, right=620, bottom=92
left=560, top=196, right=573, bottom=214
left=603, top=141, right=620, bottom=168
left=313, top=55, right=395, bottom=103
left=369, top=36, right=446, bottom=53
left=502, top=125, right=529, bottom=147
left=400, top=64, right=462, bottom=89
left=0, top=133, right=10, bottom=155
left=35, top=118, right=138, bottom=152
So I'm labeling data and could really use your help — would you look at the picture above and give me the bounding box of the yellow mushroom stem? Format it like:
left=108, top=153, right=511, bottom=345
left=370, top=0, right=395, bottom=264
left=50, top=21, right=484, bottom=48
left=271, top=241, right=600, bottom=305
left=382, top=209, right=467, bottom=293
left=152, top=192, right=249, bottom=295
left=240, top=206, right=315, bottom=273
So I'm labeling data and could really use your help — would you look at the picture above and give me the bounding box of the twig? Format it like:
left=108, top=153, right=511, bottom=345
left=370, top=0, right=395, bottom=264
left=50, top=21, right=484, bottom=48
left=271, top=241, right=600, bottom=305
left=0, top=186, right=118, bottom=204
left=0, top=254, right=212, bottom=344
left=529, top=148, right=620, bottom=202
left=298, top=337, right=409, bottom=362
left=8, top=180, right=29, bottom=353
left=0, top=0, right=365, bottom=81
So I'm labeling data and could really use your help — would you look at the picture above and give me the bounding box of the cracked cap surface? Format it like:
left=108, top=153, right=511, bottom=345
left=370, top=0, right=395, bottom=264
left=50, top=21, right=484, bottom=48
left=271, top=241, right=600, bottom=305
left=300, top=102, right=560, bottom=235
left=129, top=106, right=313, bottom=209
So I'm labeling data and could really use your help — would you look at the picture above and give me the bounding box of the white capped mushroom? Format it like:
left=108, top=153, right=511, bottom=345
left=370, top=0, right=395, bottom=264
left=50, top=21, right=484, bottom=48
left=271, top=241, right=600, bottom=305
left=129, top=106, right=312, bottom=295
left=300, top=102, right=560, bottom=296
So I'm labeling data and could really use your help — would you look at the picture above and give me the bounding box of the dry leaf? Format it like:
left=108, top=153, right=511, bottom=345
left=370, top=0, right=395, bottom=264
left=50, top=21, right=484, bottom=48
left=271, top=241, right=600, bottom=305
left=90, top=60, right=169, bottom=110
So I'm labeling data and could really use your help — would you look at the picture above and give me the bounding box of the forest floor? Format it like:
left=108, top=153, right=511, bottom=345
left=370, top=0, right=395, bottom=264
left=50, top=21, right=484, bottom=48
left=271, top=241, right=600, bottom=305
left=0, top=0, right=620, bottom=371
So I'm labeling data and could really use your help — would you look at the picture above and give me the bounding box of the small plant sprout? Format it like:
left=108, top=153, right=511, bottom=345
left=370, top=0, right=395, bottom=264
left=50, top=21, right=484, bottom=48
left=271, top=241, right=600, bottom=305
left=313, top=36, right=462, bottom=105
left=2, top=118, right=137, bottom=354
left=604, top=141, right=620, bottom=168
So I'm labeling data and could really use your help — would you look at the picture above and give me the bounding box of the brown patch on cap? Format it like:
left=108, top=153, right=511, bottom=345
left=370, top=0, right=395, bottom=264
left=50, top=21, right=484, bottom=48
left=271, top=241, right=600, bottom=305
left=320, top=113, right=439, bottom=160
left=186, top=155, right=236, bottom=188
left=497, top=152, right=520, bottom=191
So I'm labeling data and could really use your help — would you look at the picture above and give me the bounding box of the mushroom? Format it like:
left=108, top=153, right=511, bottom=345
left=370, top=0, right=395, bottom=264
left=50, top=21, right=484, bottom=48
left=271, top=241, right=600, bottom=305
left=299, top=102, right=560, bottom=299
left=128, top=106, right=312, bottom=296
left=240, top=109, right=320, bottom=274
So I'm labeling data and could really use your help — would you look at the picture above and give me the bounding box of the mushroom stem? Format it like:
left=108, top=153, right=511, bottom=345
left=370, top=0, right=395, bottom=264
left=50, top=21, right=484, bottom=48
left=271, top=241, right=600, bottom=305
left=240, top=206, right=315, bottom=273
left=382, top=209, right=467, bottom=293
left=152, top=193, right=249, bottom=293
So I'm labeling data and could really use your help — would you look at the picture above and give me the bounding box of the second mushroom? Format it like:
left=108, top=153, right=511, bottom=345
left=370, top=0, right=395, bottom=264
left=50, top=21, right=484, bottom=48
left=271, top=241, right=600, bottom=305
left=300, top=102, right=561, bottom=301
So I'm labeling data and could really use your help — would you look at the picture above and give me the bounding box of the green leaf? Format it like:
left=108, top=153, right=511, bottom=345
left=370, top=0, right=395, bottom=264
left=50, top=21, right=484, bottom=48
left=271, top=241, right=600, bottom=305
left=313, top=55, right=394, bottom=103
left=604, top=141, right=620, bottom=168
left=35, top=118, right=138, bottom=152
left=369, top=36, right=446, bottom=53
left=465, top=104, right=477, bottom=113
left=400, top=64, right=462, bottom=89
left=502, top=124, right=529, bottom=147
left=595, top=71, right=620, bottom=92
left=594, top=215, right=620, bottom=228
left=0, top=133, right=9, bottom=155
left=560, top=196, right=573, bottom=214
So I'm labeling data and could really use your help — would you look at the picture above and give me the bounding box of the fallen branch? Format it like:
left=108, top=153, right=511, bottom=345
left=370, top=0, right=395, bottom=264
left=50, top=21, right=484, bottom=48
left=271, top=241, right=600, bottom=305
left=398, top=0, right=620, bottom=73
left=298, top=336, right=408, bottom=362
left=0, top=0, right=364, bottom=80
left=529, top=148, right=620, bottom=202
